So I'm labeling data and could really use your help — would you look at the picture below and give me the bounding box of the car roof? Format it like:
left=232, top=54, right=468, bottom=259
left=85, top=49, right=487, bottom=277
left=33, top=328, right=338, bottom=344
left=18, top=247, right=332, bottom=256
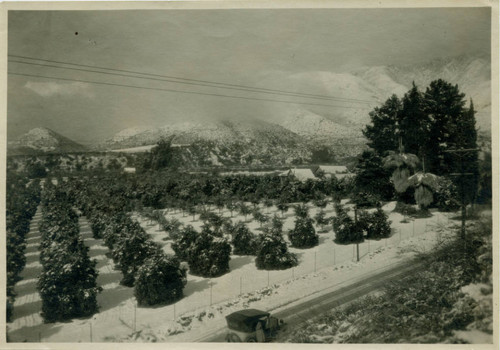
left=226, top=309, right=270, bottom=323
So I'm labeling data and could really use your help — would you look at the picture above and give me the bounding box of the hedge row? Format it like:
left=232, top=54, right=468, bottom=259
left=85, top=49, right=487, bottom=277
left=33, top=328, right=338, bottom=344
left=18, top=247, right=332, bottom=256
left=65, top=181, right=187, bottom=307
left=37, top=183, right=101, bottom=322
left=332, top=204, right=392, bottom=244
left=6, top=175, right=41, bottom=322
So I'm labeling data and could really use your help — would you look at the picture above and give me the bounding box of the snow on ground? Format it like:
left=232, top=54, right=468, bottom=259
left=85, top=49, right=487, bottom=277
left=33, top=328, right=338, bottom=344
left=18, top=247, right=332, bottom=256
left=7, top=201, right=459, bottom=343
left=109, top=145, right=156, bottom=153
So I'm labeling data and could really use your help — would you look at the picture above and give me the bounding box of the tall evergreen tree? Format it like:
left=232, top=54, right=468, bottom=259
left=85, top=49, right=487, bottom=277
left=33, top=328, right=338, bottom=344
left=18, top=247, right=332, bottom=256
left=423, top=79, right=467, bottom=175
left=363, top=95, right=402, bottom=156
left=449, top=99, right=480, bottom=206
left=352, top=149, right=394, bottom=202
left=400, top=82, right=431, bottom=170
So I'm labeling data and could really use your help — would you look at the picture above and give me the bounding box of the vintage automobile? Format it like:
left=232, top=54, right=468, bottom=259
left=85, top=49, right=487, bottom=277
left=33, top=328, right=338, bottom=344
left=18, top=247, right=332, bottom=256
left=225, top=309, right=284, bottom=342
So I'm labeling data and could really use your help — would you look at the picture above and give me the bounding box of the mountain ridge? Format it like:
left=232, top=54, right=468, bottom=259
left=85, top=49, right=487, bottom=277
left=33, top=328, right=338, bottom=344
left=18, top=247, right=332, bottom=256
left=7, top=127, right=88, bottom=155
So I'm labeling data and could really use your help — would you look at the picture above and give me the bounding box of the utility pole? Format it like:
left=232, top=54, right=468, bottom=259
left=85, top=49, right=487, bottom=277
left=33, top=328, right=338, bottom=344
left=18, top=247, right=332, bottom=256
left=444, top=148, right=480, bottom=242
left=354, top=206, right=359, bottom=262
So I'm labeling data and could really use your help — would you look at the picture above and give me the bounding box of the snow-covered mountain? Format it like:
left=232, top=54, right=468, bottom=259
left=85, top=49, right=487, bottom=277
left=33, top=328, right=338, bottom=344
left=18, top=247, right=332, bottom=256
left=100, top=119, right=304, bottom=150
left=8, top=127, right=87, bottom=155
left=351, top=55, right=491, bottom=132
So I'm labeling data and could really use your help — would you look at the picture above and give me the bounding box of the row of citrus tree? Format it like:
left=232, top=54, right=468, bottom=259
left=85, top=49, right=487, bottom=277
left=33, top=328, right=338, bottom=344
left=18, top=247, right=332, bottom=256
left=6, top=173, right=41, bottom=322
left=65, top=180, right=188, bottom=307
left=37, top=182, right=102, bottom=322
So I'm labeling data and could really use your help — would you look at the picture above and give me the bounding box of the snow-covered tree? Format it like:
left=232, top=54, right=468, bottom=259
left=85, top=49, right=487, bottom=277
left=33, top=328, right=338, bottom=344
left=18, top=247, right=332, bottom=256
left=288, top=216, right=318, bottom=248
left=231, top=221, right=258, bottom=255
left=171, top=225, right=198, bottom=261
left=134, top=253, right=187, bottom=306
left=332, top=204, right=364, bottom=244
left=256, top=231, right=297, bottom=270
left=186, top=230, right=231, bottom=277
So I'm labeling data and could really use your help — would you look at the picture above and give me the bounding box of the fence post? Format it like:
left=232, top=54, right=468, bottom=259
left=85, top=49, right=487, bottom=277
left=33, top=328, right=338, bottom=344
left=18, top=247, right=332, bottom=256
left=314, top=251, right=317, bottom=272
left=210, top=280, right=213, bottom=306
left=134, top=303, right=137, bottom=332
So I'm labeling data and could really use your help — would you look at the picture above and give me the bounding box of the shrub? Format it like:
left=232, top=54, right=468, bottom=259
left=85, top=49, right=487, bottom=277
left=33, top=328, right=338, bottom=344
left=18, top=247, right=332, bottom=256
left=433, top=177, right=460, bottom=211
left=332, top=204, right=364, bottom=244
left=288, top=216, right=319, bottom=248
left=256, top=231, right=297, bottom=270
left=313, top=198, right=328, bottom=209
left=314, top=209, right=330, bottom=232
left=38, top=238, right=102, bottom=322
left=186, top=231, right=231, bottom=277
left=264, top=214, right=284, bottom=236
left=232, top=222, right=258, bottom=255
left=363, top=208, right=392, bottom=239
left=112, top=225, right=160, bottom=286
left=252, top=209, right=269, bottom=228
left=351, top=191, right=380, bottom=208
left=134, top=253, right=187, bottom=306
left=162, top=217, right=182, bottom=239
left=172, top=225, right=198, bottom=261
left=294, top=204, right=310, bottom=219
left=89, top=211, right=110, bottom=239
left=394, top=202, right=419, bottom=218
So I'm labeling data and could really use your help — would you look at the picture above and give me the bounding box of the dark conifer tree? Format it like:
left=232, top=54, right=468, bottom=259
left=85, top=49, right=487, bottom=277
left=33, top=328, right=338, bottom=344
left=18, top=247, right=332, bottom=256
left=423, top=79, right=467, bottom=175
left=363, top=95, right=402, bottom=156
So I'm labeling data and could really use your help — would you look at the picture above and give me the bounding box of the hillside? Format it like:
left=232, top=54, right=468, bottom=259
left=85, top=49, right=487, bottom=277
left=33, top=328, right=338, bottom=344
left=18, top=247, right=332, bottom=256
left=7, top=127, right=88, bottom=155
left=351, top=55, right=491, bottom=132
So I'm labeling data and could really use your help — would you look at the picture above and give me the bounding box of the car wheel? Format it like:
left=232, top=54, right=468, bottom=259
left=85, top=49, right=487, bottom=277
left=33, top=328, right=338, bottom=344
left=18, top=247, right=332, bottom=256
left=226, top=334, right=241, bottom=342
left=246, top=337, right=257, bottom=342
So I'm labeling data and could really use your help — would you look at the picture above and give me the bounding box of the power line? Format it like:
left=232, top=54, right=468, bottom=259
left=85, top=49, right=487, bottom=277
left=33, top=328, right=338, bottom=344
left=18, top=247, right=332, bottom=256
left=11, top=59, right=361, bottom=105
left=8, top=54, right=376, bottom=104
left=8, top=71, right=368, bottom=109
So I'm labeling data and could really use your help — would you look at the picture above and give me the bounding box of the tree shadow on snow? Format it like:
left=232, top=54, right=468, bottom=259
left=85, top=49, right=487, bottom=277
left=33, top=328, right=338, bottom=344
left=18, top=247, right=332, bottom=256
left=182, top=279, right=210, bottom=297
left=97, top=284, right=134, bottom=312
left=229, top=255, right=253, bottom=271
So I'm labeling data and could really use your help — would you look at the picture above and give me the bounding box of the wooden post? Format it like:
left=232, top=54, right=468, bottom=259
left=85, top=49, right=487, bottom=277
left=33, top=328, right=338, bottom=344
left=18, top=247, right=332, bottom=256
left=356, top=243, right=359, bottom=262
left=133, top=304, right=137, bottom=332
left=210, top=280, right=213, bottom=306
left=314, top=252, right=317, bottom=272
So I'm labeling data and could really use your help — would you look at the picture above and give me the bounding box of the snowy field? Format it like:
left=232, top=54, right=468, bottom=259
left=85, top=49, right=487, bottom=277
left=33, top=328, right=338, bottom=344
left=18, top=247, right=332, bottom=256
left=7, top=201, right=459, bottom=343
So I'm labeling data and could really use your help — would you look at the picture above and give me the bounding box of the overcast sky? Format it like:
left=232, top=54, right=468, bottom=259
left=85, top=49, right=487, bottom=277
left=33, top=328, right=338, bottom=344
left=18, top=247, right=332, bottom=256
left=8, top=8, right=491, bottom=144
